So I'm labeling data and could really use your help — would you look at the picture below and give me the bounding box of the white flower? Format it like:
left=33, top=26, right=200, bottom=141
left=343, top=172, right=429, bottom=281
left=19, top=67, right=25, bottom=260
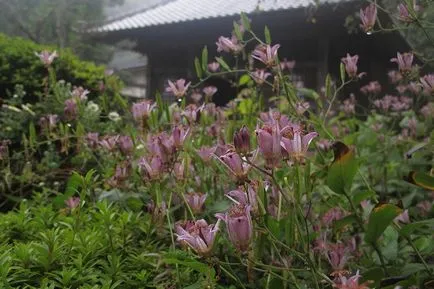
left=86, top=101, right=100, bottom=113
left=108, top=111, right=121, bottom=122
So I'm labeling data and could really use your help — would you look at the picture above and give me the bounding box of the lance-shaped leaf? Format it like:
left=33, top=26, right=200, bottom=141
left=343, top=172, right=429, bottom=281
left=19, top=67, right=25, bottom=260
left=326, top=142, right=359, bottom=195
left=399, top=219, right=434, bottom=237
left=404, top=171, right=434, bottom=191
left=365, top=203, right=402, bottom=243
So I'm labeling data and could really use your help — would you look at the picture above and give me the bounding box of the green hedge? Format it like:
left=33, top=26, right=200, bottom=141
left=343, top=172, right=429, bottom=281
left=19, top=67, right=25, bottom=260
left=0, top=34, right=119, bottom=100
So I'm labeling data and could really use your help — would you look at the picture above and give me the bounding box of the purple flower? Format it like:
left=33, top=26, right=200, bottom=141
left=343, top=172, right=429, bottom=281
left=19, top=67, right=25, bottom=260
left=333, top=271, right=372, bottom=289
left=394, top=209, right=410, bottom=224
left=226, top=182, right=258, bottom=215
left=190, top=90, right=203, bottom=103
left=65, top=197, right=80, bottom=210
left=85, top=132, right=99, bottom=149
left=281, top=125, right=318, bottom=164
left=322, top=207, right=345, bottom=227
left=208, top=62, right=220, bottom=72
left=340, top=94, right=356, bottom=116
left=256, top=123, right=282, bottom=168
left=203, top=86, right=218, bottom=99
left=251, top=69, right=271, bottom=85
left=280, top=58, right=296, bottom=71
left=316, top=139, right=333, bottom=152
left=185, top=192, right=207, bottom=214
left=183, top=104, right=201, bottom=124
left=341, top=54, right=360, bottom=78
left=420, top=74, right=434, bottom=95
left=107, top=162, right=131, bottom=187
left=388, top=70, right=403, bottom=83
left=35, top=50, right=58, bottom=66
left=360, top=81, right=381, bottom=95
left=138, top=156, right=164, bottom=180
left=64, top=99, right=78, bottom=121
left=173, top=161, right=185, bottom=181
left=39, top=114, right=58, bottom=132
left=252, top=44, right=280, bottom=67
left=216, top=204, right=253, bottom=252
left=216, top=36, right=243, bottom=54
left=398, top=3, right=412, bottom=22
left=420, top=102, right=434, bottom=118
left=219, top=151, right=251, bottom=182
left=118, top=135, right=134, bottom=155
left=132, top=100, right=155, bottom=123
left=295, top=101, right=310, bottom=115
left=391, top=52, right=414, bottom=73
left=360, top=3, right=377, bottom=34
left=166, top=79, right=191, bottom=98
left=325, top=242, right=351, bottom=271
left=196, top=146, right=216, bottom=163
left=172, top=125, right=190, bottom=149
left=175, top=219, right=220, bottom=256
left=71, top=86, right=90, bottom=101
left=233, top=126, right=250, bottom=155
left=99, top=135, right=119, bottom=151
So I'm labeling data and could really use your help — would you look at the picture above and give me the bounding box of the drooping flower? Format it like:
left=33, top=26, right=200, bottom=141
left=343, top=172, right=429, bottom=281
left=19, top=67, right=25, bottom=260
left=64, top=99, right=78, bottom=121
left=420, top=74, right=434, bottom=95
left=360, top=4, right=377, bottom=34
left=208, top=62, right=220, bottom=72
left=333, top=271, right=372, bottom=289
left=281, top=124, right=318, bottom=164
left=251, top=69, right=271, bottom=85
left=65, top=197, right=80, bottom=210
left=196, top=146, right=216, bottom=163
left=166, top=79, right=191, bottom=98
left=35, top=50, right=58, bottom=66
left=341, top=54, right=361, bottom=78
left=233, top=126, right=250, bottom=155
left=175, top=219, right=220, bottom=256
left=256, top=123, right=282, bottom=168
left=185, top=192, right=207, bottom=214
left=391, top=52, right=414, bottom=73
left=216, top=204, right=253, bottom=252
left=216, top=36, right=243, bottom=54
left=252, top=44, right=280, bottom=67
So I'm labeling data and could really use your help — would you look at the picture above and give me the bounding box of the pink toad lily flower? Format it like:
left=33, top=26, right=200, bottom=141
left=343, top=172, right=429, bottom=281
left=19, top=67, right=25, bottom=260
left=216, top=204, right=253, bottom=253
left=71, top=86, right=90, bottom=101
left=333, top=271, right=372, bottom=289
left=226, top=182, right=258, bottom=215
left=64, top=99, right=78, bottom=121
left=251, top=69, right=271, bottom=85
left=252, top=44, right=280, bottom=67
left=190, top=90, right=203, bottom=103
left=99, top=135, right=119, bottom=151
left=196, top=146, right=216, bottom=163
left=203, top=86, right=218, bottom=99
left=208, top=62, right=220, bottom=72
left=295, top=101, right=310, bottom=115
left=390, top=52, right=414, bottom=73
left=216, top=35, right=243, bottom=53
left=118, top=135, right=134, bottom=155
left=132, top=100, right=155, bottom=124
left=398, top=3, right=412, bottom=22
left=326, top=242, right=351, bottom=272
left=360, top=81, right=382, bottom=95
left=360, top=3, right=377, bottom=34
left=39, top=114, right=58, bottom=132
left=219, top=150, right=251, bottom=183
left=35, top=50, right=58, bottom=66
left=166, top=79, right=191, bottom=98
left=138, top=156, right=164, bottom=180
left=322, top=207, right=345, bottom=227
left=256, top=123, right=282, bottom=168
left=394, top=209, right=410, bottom=224
left=233, top=126, right=251, bottom=155
left=172, top=125, right=190, bottom=149
left=281, top=125, right=318, bottom=164
left=341, top=54, right=362, bottom=78
left=175, top=219, right=220, bottom=256
left=182, top=104, right=202, bottom=124
left=420, top=74, right=434, bottom=95
left=185, top=192, right=207, bottom=214
left=65, top=197, right=80, bottom=210
left=173, top=161, right=185, bottom=181
left=280, top=58, right=296, bottom=71
left=85, top=132, right=99, bottom=149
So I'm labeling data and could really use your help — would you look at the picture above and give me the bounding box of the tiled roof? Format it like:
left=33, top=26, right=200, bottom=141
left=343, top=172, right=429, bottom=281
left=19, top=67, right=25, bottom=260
left=92, top=0, right=350, bottom=32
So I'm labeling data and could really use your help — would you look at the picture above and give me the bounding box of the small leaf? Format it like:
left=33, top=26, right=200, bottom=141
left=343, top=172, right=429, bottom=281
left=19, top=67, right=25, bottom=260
left=201, top=46, right=208, bottom=71
left=340, top=62, right=346, bottom=83
left=194, top=57, right=202, bottom=79
left=240, top=12, right=251, bottom=31
left=326, top=142, right=359, bottom=195
left=353, top=190, right=376, bottom=205
left=333, top=214, right=357, bottom=231
left=264, top=26, right=271, bottom=44
left=215, top=57, right=231, bottom=71
left=325, top=74, right=332, bottom=99
left=404, top=171, right=434, bottom=190
left=29, top=122, right=37, bottom=149
left=233, top=22, right=242, bottom=40
left=238, top=74, right=251, bottom=86
left=365, top=203, right=402, bottom=243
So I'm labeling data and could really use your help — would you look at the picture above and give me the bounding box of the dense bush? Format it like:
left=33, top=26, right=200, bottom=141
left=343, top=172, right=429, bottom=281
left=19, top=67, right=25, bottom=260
left=0, top=33, right=122, bottom=101
left=0, top=2, right=433, bottom=289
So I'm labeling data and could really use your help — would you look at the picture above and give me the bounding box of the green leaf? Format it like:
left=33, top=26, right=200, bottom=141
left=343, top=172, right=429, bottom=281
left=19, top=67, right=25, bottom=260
left=233, top=22, right=242, bottom=40
left=340, top=62, right=346, bottom=83
left=29, top=121, right=37, bottom=149
left=215, top=57, right=231, bottom=71
left=405, top=171, right=434, bottom=190
left=333, top=214, right=357, bottom=231
left=365, top=203, right=402, bottom=243
left=201, top=46, right=208, bottom=71
left=353, top=190, right=376, bottom=205
left=238, top=98, right=253, bottom=114
left=399, top=219, right=434, bottom=237
left=264, top=26, right=271, bottom=44
left=194, top=57, right=202, bottom=79
left=240, top=12, right=251, bottom=31
left=238, top=74, right=251, bottom=86
left=326, top=142, right=359, bottom=195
